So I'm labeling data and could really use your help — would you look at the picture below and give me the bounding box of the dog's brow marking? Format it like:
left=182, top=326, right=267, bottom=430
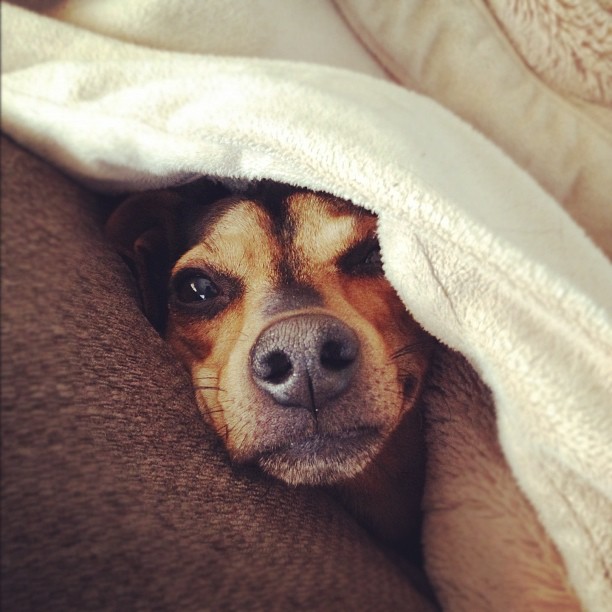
left=183, top=196, right=245, bottom=249
left=179, top=200, right=281, bottom=285
left=294, top=211, right=357, bottom=266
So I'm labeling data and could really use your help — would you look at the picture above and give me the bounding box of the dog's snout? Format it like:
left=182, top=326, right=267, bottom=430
left=250, top=314, right=360, bottom=412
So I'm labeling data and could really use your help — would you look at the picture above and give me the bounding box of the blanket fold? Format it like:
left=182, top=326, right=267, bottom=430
left=333, top=0, right=612, bottom=256
left=2, top=2, right=611, bottom=609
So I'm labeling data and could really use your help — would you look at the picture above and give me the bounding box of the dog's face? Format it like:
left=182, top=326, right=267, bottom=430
left=108, top=182, right=432, bottom=487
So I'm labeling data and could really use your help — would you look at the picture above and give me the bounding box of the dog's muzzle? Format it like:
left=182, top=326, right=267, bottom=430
left=250, top=314, right=360, bottom=413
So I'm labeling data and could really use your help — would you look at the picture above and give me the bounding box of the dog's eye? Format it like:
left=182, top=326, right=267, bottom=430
left=175, top=275, right=219, bottom=303
left=362, top=244, right=382, bottom=268
left=340, top=238, right=383, bottom=275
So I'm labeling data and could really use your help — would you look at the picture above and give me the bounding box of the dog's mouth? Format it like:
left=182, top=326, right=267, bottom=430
left=252, top=425, right=385, bottom=486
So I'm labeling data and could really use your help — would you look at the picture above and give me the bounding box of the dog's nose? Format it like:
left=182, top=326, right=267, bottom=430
left=250, top=314, right=360, bottom=412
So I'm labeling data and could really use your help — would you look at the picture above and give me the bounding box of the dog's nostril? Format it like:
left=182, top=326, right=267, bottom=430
left=262, top=351, right=293, bottom=384
left=320, top=340, right=356, bottom=371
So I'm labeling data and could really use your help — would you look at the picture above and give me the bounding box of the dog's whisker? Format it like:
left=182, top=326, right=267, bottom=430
left=197, top=399, right=225, bottom=415
left=194, top=385, right=226, bottom=393
left=231, top=420, right=252, bottom=447
left=202, top=408, right=226, bottom=416
left=225, top=420, right=250, bottom=448
left=390, top=342, right=429, bottom=360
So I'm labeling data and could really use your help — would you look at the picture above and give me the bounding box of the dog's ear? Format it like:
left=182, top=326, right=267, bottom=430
left=105, top=190, right=184, bottom=332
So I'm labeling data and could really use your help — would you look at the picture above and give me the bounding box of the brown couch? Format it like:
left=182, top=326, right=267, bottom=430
left=1, top=136, right=433, bottom=610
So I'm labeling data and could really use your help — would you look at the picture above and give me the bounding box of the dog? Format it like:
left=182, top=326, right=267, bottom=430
left=106, top=179, right=434, bottom=552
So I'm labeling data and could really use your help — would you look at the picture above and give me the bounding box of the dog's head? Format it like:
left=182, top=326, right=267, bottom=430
left=107, top=180, right=432, bottom=486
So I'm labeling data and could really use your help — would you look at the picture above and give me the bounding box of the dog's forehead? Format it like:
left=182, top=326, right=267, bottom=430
left=177, top=198, right=273, bottom=276
left=200, top=191, right=373, bottom=247
left=181, top=196, right=263, bottom=246
left=176, top=190, right=377, bottom=285
left=202, top=198, right=273, bottom=242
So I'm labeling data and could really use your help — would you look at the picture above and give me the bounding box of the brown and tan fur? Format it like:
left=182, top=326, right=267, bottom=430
left=107, top=180, right=434, bottom=552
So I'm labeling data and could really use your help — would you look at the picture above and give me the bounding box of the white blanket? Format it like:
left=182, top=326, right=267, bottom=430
left=2, top=2, right=611, bottom=609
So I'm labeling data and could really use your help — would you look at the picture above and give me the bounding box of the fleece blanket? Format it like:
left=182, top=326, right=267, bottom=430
left=2, top=1, right=611, bottom=610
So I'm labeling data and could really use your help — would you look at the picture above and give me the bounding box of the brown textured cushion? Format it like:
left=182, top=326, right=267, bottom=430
left=0, top=136, right=432, bottom=611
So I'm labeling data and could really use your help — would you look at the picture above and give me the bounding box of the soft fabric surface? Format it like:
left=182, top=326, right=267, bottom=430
left=2, top=1, right=611, bottom=610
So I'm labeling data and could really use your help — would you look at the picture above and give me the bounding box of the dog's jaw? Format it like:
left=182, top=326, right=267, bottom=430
left=253, top=426, right=385, bottom=486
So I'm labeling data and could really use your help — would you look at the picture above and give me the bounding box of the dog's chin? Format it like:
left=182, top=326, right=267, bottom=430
left=253, top=428, right=384, bottom=487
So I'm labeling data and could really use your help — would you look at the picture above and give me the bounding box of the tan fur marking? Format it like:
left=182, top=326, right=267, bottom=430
left=175, top=200, right=280, bottom=286
left=286, top=193, right=370, bottom=276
